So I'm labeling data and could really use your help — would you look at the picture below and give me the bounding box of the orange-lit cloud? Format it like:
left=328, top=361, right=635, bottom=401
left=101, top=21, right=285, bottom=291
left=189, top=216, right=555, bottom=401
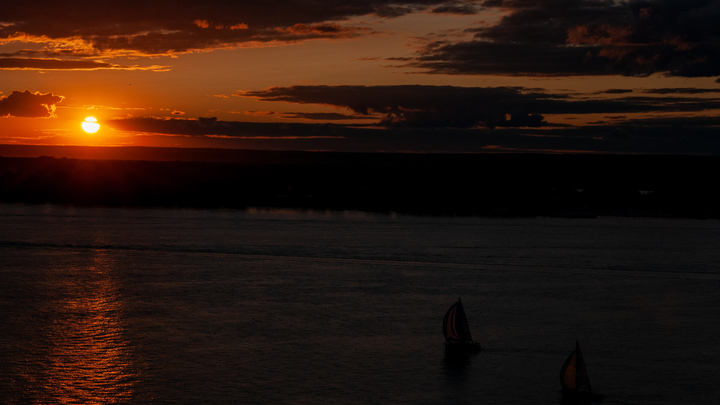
left=274, top=23, right=366, bottom=38
left=193, top=20, right=211, bottom=29
left=244, top=111, right=276, bottom=116
left=193, top=20, right=249, bottom=30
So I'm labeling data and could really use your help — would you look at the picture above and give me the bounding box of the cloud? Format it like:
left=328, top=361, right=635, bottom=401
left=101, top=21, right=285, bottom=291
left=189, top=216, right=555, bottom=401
left=610, top=115, right=720, bottom=127
left=496, top=113, right=546, bottom=127
left=281, top=112, right=377, bottom=120
left=0, top=58, right=169, bottom=71
left=596, top=89, right=635, bottom=94
left=431, top=3, right=480, bottom=15
left=406, top=0, right=720, bottom=78
left=237, top=84, right=720, bottom=128
left=0, top=1, right=459, bottom=57
left=408, top=40, right=609, bottom=76
left=106, top=117, right=352, bottom=137
left=243, top=111, right=276, bottom=116
left=273, top=23, right=366, bottom=38
left=374, top=5, right=415, bottom=18
left=104, top=114, right=720, bottom=155
left=0, top=90, right=64, bottom=118
left=238, top=85, right=552, bottom=128
left=642, top=87, right=720, bottom=94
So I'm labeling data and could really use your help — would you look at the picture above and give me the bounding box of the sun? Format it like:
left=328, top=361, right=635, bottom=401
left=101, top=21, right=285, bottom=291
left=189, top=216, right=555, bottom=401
left=82, top=117, right=100, bottom=134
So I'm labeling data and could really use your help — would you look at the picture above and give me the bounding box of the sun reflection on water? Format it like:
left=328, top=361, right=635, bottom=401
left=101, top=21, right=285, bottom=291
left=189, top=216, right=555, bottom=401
left=15, top=250, right=141, bottom=403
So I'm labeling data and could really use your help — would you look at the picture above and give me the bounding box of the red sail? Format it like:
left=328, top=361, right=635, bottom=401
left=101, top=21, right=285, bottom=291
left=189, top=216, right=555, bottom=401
left=559, top=341, right=592, bottom=392
left=443, top=299, right=473, bottom=343
left=559, top=350, right=577, bottom=390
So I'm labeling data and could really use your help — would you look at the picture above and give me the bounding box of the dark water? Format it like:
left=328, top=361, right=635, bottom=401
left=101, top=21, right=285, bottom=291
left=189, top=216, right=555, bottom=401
left=1, top=203, right=718, bottom=404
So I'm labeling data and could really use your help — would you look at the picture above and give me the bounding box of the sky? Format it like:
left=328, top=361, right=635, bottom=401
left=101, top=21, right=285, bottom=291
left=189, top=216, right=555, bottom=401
left=1, top=0, right=720, bottom=154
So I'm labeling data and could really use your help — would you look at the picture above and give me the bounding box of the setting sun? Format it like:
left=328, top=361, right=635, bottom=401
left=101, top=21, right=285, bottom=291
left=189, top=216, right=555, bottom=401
left=82, top=117, right=100, bottom=134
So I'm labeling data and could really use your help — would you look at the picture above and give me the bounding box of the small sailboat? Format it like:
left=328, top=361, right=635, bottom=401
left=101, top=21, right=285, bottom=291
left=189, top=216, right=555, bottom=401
left=560, top=341, right=602, bottom=402
left=443, top=298, right=481, bottom=354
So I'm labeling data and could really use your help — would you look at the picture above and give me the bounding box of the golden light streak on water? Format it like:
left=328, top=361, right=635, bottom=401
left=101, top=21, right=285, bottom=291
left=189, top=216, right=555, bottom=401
left=13, top=250, right=140, bottom=404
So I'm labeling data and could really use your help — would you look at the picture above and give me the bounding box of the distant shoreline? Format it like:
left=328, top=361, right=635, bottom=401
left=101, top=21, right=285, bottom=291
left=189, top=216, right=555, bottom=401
left=1, top=143, right=711, bottom=163
left=1, top=146, right=719, bottom=219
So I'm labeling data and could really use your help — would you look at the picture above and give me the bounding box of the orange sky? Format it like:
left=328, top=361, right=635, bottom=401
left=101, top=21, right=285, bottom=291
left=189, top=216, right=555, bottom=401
left=2, top=1, right=720, bottom=154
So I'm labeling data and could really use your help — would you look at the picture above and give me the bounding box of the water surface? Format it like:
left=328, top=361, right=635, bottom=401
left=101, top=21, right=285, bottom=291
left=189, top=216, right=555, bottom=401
left=1, top=204, right=718, bottom=404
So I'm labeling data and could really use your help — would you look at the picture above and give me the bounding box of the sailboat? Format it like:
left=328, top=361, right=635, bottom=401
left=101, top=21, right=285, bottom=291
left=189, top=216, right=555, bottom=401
left=443, top=298, right=481, bottom=354
left=559, top=341, right=602, bottom=402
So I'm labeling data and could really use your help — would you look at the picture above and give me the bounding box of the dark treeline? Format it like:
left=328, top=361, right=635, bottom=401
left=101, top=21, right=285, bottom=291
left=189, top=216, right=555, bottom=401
left=0, top=151, right=719, bottom=218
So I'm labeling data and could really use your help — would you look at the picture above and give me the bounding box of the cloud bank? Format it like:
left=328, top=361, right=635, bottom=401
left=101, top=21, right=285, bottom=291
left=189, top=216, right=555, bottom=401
left=105, top=83, right=720, bottom=154
left=0, top=1, right=476, bottom=57
left=238, top=84, right=720, bottom=128
left=105, top=114, right=720, bottom=155
left=407, top=0, right=720, bottom=78
left=5, top=1, right=716, bottom=78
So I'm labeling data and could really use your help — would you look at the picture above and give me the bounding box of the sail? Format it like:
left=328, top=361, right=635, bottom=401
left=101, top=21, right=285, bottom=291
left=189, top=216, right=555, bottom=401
left=443, top=298, right=473, bottom=343
left=560, top=341, right=592, bottom=391
left=559, top=350, right=577, bottom=390
left=574, top=341, right=592, bottom=391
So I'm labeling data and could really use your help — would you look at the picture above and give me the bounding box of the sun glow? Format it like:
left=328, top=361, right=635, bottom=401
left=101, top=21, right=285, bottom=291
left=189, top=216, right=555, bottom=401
left=82, top=117, right=100, bottom=134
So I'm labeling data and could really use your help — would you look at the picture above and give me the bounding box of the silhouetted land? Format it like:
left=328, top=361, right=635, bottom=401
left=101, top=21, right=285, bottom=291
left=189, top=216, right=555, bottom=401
left=1, top=147, right=719, bottom=218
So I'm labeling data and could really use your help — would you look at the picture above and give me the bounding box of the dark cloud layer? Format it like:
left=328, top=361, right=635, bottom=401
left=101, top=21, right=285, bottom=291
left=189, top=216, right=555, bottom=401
left=408, top=0, right=720, bottom=78
left=0, top=58, right=113, bottom=70
left=642, top=87, right=720, bottom=94
left=611, top=115, right=720, bottom=127
left=6, top=1, right=717, bottom=78
left=281, top=112, right=377, bottom=120
left=96, top=83, right=720, bottom=156
left=598, top=89, right=635, bottom=94
left=0, top=1, right=473, bottom=56
left=0, top=58, right=166, bottom=70
left=107, top=117, right=356, bottom=138
left=238, top=85, right=720, bottom=128
left=0, top=90, right=64, bottom=118
left=106, top=115, right=720, bottom=155
left=240, top=85, right=557, bottom=128
left=431, top=3, right=480, bottom=14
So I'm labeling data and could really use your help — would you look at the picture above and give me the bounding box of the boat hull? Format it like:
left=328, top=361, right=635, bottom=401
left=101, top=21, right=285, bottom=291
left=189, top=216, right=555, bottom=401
left=444, top=341, right=481, bottom=354
left=560, top=389, right=603, bottom=404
